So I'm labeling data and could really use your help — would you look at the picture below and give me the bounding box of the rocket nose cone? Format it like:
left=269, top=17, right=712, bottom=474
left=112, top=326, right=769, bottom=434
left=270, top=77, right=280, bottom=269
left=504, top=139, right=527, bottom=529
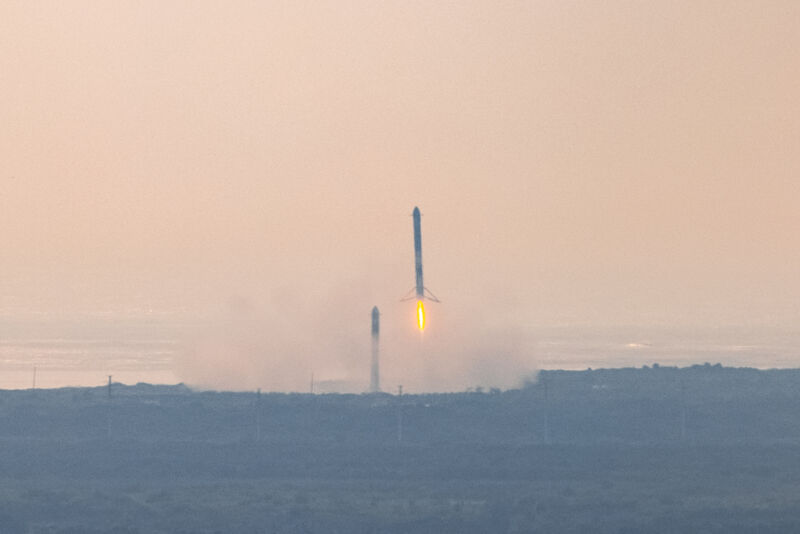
left=413, top=206, right=420, bottom=216
left=372, top=306, right=379, bottom=315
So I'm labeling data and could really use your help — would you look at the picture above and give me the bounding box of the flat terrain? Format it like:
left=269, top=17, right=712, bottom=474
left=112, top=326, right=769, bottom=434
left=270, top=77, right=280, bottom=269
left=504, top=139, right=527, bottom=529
left=2, top=365, right=800, bottom=533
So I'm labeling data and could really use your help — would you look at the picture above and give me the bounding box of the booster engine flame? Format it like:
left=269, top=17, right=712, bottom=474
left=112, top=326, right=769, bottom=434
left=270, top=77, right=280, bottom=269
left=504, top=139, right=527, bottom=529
left=417, top=300, right=425, bottom=330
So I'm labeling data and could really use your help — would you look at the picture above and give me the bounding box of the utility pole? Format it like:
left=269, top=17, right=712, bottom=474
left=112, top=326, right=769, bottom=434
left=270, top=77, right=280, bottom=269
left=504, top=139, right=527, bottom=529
left=680, top=378, right=687, bottom=442
left=255, top=388, right=262, bottom=442
left=543, top=373, right=551, bottom=445
left=107, top=375, right=113, bottom=440
left=397, top=385, right=404, bottom=443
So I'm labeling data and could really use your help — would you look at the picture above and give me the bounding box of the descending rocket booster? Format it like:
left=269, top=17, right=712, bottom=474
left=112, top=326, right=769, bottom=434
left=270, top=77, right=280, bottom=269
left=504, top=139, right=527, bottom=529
left=404, top=206, right=439, bottom=329
left=413, top=207, right=425, bottom=299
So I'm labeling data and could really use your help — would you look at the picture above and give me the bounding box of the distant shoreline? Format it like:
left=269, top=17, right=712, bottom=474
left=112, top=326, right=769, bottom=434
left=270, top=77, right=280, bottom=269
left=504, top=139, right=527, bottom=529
left=6, top=362, right=800, bottom=394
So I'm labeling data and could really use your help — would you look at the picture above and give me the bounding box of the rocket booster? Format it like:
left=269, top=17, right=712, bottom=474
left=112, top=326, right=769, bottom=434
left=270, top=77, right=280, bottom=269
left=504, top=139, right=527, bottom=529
left=403, top=206, right=439, bottom=305
left=371, top=306, right=380, bottom=337
left=413, top=207, right=424, bottom=299
left=370, top=306, right=380, bottom=392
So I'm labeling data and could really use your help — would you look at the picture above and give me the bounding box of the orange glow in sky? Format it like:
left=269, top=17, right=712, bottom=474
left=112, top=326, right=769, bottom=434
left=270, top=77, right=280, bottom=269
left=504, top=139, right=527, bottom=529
left=2, top=1, right=800, bottom=391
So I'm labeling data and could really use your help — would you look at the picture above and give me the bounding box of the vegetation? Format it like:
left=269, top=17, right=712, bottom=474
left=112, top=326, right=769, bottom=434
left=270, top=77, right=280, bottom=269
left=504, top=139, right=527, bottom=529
left=2, top=365, right=800, bottom=532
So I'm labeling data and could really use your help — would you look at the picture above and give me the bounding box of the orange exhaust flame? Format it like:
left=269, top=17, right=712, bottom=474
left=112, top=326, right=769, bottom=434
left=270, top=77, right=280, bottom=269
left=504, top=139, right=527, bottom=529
left=416, top=300, right=425, bottom=330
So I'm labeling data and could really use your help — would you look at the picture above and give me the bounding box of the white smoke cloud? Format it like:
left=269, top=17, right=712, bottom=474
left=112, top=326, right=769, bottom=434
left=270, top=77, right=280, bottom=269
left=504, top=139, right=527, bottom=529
left=175, top=277, right=539, bottom=393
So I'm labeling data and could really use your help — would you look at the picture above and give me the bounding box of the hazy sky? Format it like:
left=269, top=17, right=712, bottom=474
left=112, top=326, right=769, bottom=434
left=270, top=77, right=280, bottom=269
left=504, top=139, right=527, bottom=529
left=2, top=1, right=799, bottom=390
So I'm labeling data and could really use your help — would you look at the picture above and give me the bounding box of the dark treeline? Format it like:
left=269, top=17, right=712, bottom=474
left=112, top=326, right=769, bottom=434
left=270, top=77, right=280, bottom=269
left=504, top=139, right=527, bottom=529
left=2, top=365, right=800, bottom=533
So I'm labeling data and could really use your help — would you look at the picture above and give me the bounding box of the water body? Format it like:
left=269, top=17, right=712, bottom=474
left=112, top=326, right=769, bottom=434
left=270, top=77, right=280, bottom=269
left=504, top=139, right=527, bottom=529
left=0, top=338, right=178, bottom=389
left=534, top=325, right=800, bottom=371
left=0, top=313, right=186, bottom=389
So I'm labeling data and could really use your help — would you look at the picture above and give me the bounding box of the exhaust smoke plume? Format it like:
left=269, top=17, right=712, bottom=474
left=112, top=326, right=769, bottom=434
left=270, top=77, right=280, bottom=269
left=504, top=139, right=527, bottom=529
left=176, top=278, right=538, bottom=393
